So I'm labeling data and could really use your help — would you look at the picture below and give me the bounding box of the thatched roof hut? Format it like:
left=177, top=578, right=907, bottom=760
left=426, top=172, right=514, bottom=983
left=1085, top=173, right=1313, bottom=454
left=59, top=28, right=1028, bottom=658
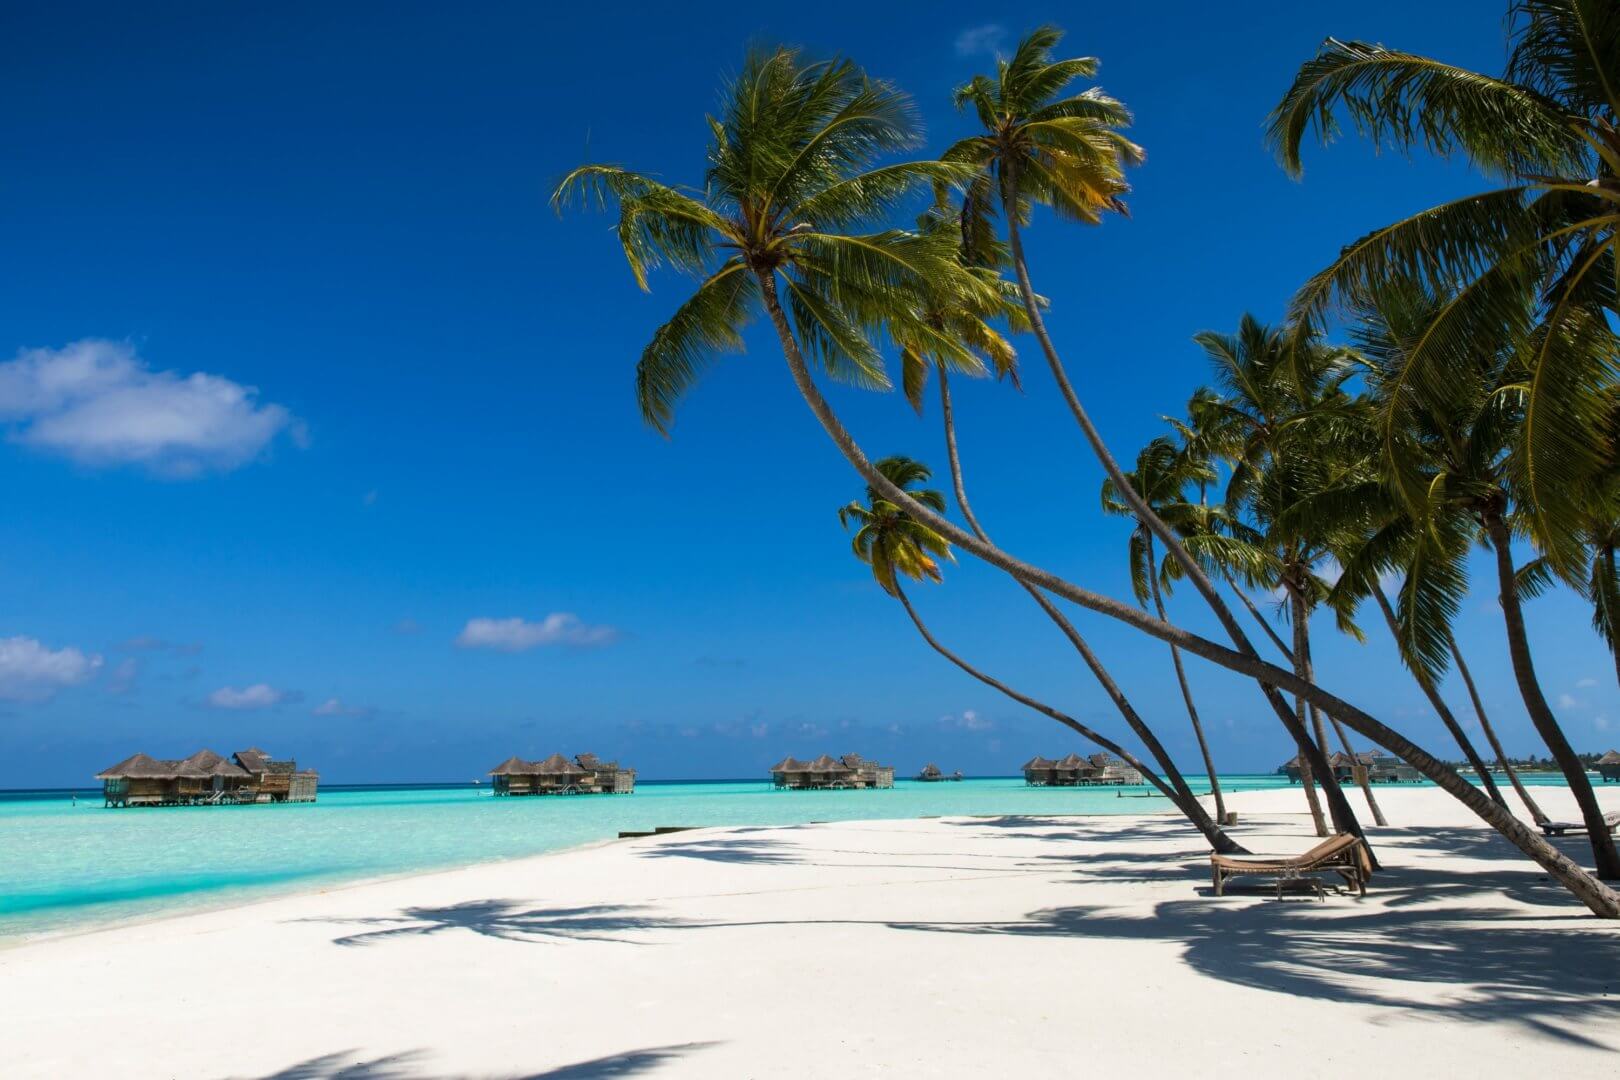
left=486, top=752, right=633, bottom=795
left=1599, top=749, right=1620, bottom=782
left=770, top=752, right=893, bottom=789
left=96, top=747, right=315, bottom=806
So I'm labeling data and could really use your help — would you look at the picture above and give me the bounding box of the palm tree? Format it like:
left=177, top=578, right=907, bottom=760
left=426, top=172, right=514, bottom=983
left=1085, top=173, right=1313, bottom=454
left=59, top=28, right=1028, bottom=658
left=911, top=205, right=1232, bottom=840
left=840, top=457, right=1243, bottom=852
left=1340, top=284, right=1620, bottom=874
left=557, top=42, right=1620, bottom=914
left=1186, top=316, right=1391, bottom=831
left=943, top=29, right=1367, bottom=839
left=1268, top=0, right=1620, bottom=588
left=1101, top=438, right=1228, bottom=822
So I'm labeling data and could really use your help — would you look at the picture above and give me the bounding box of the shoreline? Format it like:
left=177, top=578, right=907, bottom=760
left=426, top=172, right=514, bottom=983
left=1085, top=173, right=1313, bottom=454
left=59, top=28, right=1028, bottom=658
left=4, top=786, right=1618, bottom=1078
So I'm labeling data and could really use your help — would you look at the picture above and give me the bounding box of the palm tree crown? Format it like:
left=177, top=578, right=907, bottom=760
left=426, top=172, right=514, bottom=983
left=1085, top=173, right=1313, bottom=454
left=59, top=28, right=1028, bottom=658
left=553, top=47, right=992, bottom=433
left=1267, top=0, right=1620, bottom=576
left=839, top=456, right=952, bottom=596
left=944, top=26, right=1144, bottom=261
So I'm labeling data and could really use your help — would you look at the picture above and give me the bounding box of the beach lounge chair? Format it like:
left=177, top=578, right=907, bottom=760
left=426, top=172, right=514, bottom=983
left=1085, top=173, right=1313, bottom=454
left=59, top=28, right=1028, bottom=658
left=1210, top=833, right=1370, bottom=900
left=1538, top=810, right=1620, bottom=837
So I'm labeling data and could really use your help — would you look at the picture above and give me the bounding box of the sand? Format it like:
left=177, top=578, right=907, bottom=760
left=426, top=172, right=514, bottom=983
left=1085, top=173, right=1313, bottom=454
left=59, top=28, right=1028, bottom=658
left=3, top=785, right=1618, bottom=1078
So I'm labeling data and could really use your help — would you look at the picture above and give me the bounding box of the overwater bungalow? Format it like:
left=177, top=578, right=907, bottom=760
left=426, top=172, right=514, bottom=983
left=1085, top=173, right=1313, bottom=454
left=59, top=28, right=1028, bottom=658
left=96, top=747, right=317, bottom=807
left=916, top=763, right=962, bottom=782
left=1278, top=751, right=1419, bottom=784
left=487, top=753, right=635, bottom=796
left=770, top=753, right=894, bottom=790
left=1598, top=750, right=1620, bottom=782
left=1022, top=752, right=1142, bottom=787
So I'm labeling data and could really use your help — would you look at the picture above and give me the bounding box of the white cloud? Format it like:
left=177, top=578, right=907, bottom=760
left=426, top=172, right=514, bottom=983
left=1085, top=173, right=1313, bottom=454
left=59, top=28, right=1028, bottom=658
left=312, top=697, right=372, bottom=718
left=207, top=683, right=286, bottom=710
left=455, top=614, right=619, bottom=652
left=0, top=340, right=301, bottom=475
left=940, top=708, right=994, bottom=732
left=1577, top=677, right=1599, bottom=689
left=105, top=658, right=139, bottom=695
left=955, top=24, right=1007, bottom=57
left=1557, top=692, right=1581, bottom=710
left=0, top=636, right=103, bottom=701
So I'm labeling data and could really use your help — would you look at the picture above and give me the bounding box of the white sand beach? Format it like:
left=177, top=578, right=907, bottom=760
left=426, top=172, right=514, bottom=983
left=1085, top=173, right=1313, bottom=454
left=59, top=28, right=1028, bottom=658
left=4, top=785, right=1619, bottom=1078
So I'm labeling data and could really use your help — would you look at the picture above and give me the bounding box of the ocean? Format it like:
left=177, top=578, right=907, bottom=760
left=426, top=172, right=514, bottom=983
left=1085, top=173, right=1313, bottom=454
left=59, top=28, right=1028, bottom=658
left=0, top=773, right=1556, bottom=941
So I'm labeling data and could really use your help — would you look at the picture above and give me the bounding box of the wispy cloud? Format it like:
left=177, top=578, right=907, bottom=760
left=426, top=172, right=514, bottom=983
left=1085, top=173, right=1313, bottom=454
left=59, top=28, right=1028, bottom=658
left=939, top=708, right=994, bottom=732
left=1557, top=692, right=1582, bottom=710
left=955, top=23, right=1007, bottom=57
left=1577, top=677, right=1599, bottom=688
left=105, top=657, right=140, bottom=695
left=393, top=618, right=422, bottom=636
left=207, top=683, right=288, bottom=710
left=0, top=636, right=103, bottom=701
left=0, top=340, right=303, bottom=475
left=312, top=697, right=373, bottom=718
left=456, top=614, right=619, bottom=652
left=118, top=635, right=202, bottom=656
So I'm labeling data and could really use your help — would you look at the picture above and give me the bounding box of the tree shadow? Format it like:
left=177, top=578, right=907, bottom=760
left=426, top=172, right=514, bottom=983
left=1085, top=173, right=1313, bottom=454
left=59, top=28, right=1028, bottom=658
left=884, top=899, right=1620, bottom=1049
left=237, top=1043, right=719, bottom=1079
left=298, top=901, right=693, bottom=947
left=637, top=837, right=803, bottom=864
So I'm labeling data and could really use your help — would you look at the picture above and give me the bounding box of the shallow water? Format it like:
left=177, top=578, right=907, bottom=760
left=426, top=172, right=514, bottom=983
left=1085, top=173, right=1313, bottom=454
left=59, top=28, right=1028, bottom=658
left=0, top=773, right=1565, bottom=940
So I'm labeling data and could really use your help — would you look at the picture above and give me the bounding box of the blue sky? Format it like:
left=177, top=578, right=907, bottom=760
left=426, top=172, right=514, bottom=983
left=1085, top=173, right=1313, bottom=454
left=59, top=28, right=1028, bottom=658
left=2, top=1, right=1614, bottom=786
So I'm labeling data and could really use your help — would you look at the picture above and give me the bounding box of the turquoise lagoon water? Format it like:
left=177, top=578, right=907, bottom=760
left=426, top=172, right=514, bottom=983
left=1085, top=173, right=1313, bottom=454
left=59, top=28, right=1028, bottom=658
left=0, top=773, right=1569, bottom=941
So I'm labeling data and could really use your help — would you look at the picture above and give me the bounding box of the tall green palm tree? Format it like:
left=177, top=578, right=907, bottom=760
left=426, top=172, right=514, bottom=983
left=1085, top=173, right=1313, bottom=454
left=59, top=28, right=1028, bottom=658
left=1268, top=0, right=1620, bottom=583
left=1101, top=438, right=1228, bottom=823
left=911, top=203, right=1235, bottom=840
left=1187, top=315, right=1389, bottom=831
left=558, top=42, right=1620, bottom=914
left=840, top=457, right=1243, bottom=852
left=1341, top=285, right=1620, bottom=874
left=943, top=30, right=1367, bottom=839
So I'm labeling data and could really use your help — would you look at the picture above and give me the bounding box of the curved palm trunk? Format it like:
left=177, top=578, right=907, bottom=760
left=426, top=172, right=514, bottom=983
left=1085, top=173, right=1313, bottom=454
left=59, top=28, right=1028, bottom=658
left=1603, top=545, right=1620, bottom=690
left=1370, top=589, right=1509, bottom=811
left=937, top=368, right=1235, bottom=843
left=1285, top=588, right=1332, bottom=837
left=1290, top=585, right=1388, bottom=827
left=1483, top=511, right=1620, bottom=878
left=998, top=197, right=1365, bottom=845
left=1450, top=634, right=1548, bottom=824
left=892, top=583, right=1245, bottom=853
left=1143, top=532, right=1227, bottom=821
left=752, top=265, right=1620, bottom=916
left=1231, top=578, right=1293, bottom=659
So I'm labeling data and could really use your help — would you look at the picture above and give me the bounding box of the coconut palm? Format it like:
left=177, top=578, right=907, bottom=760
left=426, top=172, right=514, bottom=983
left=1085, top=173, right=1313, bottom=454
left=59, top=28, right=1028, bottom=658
left=943, top=30, right=1368, bottom=837
left=1268, top=0, right=1620, bottom=583
left=1101, top=438, right=1228, bottom=822
left=1185, top=315, right=1390, bottom=831
left=839, top=456, right=1243, bottom=852
left=912, top=204, right=1235, bottom=842
left=1339, top=284, right=1620, bottom=874
left=558, top=42, right=1620, bottom=914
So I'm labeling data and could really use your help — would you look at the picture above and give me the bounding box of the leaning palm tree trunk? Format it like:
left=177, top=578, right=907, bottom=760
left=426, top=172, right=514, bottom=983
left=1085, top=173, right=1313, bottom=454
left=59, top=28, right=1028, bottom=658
left=891, top=581, right=1244, bottom=854
left=1370, top=589, right=1510, bottom=812
left=937, top=368, right=1230, bottom=836
left=1291, top=587, right=1388, bottom=827
left=997, top=188, right=1366, bottom=844
left=1241, top=577, right=1389, bottom=824
left=1143, top=532, right=1227, bottom=822
left=1285, top=588, right=1332, bottom=837
left=754, top=265, right=1619, bottom=916
left=1482, top=511, right=1619, bottom=876
left=1448, top=634, right=1548, bottom=824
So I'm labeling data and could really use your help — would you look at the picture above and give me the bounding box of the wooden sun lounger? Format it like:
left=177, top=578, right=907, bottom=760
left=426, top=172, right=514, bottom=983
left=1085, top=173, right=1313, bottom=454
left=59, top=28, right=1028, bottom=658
left=1538, top=810, right=1620, bottom=837
left=1210, top=833, right=1371, bottom=900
